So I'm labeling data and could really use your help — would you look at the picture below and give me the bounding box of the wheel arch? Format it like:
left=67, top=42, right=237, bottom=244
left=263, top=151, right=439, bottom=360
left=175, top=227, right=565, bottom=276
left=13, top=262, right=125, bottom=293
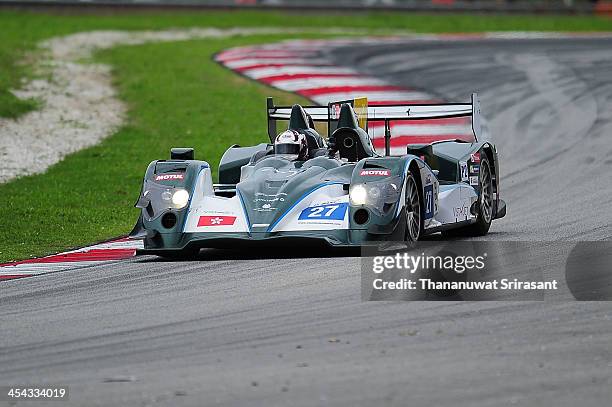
left=403, top=158, right=425, bottom=241
left=481, top=144, right=498, bottom=198
left=408, top=160, right=423, bottom=194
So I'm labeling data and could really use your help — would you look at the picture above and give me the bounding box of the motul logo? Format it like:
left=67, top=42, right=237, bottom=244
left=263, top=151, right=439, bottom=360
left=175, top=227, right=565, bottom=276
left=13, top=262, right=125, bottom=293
left=155, top=174, right=184, bottom=181
left=360, top=169, right=390, bottom=176
left=198, top=216, right=237, bottom=227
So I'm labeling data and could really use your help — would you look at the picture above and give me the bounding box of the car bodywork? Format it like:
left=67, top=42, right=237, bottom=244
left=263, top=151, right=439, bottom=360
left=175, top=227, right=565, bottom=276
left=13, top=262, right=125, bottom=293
left=130, top=94, right=506, bottom=256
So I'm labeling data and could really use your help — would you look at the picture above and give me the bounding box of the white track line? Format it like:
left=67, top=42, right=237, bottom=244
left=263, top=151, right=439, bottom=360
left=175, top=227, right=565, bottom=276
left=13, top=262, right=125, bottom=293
left=223, top=58, right=332, bottom=69
left=243, top=66, right=356, bottom=79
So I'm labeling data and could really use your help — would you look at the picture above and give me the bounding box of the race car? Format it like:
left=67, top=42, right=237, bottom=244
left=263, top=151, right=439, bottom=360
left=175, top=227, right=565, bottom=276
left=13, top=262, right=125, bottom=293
left=129, top=94, right=506, bottom=257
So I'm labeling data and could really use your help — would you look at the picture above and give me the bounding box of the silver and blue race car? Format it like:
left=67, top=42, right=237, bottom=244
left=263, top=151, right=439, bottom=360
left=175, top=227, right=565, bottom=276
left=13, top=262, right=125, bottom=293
left=130, top=94, right=506, bottom=257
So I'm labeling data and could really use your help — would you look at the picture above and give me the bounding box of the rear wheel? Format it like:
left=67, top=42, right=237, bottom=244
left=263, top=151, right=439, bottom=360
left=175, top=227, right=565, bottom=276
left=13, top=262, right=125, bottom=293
left=442, top=156, right=493, bottom=237
left=404, top=172, right=423, bottom=242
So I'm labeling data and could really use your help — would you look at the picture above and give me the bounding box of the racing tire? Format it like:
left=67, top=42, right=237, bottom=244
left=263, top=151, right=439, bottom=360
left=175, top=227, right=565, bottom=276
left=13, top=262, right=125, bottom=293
left=442, top=156, right=493, bottom=237
left=404, top=172, right=423, bottom=242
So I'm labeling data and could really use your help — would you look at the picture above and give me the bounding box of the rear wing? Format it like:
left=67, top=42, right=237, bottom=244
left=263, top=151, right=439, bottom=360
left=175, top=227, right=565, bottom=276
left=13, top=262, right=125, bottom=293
left=267, top=93, right=482, bottom=156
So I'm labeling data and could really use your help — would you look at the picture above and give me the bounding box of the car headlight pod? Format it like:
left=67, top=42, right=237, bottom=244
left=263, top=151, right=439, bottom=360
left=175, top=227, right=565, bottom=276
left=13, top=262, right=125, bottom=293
left=349, top=177, right=402, bottom=213
left=171, top=189, right=190, bottom=209
left=350, top=184, right=368, bottom=205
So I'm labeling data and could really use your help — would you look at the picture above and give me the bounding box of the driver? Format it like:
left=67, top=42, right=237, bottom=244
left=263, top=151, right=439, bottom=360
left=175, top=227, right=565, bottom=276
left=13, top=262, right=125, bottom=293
left=274, top=129, right=309, bottom=161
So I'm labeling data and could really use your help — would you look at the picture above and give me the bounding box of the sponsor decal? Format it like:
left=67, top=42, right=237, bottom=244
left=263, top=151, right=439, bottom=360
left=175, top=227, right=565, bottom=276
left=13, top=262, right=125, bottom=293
left=197, top=215, right=237, bottom=227
left=423, top=184, right=434, bottom=220
left=459, top=161, right=468, bottom=182
left=254, top=192, right=286, bottom=202
left=470, top=164, right=480, bottom=174
left=470, top=152, right=481, bottom=163
left=255, top=202, right=277, bottom=212
left=155, top=173, right=184, bottom=181
left=360, top=169, right=390, bottom=177
left=470, top=176, right=479, bottom=186
left=453, top=205, right=469, bottom=219
left=298, top=203, right=348, bottom=221
left=254, top=192, right=286, bottom=212
left=434, top=183, right=439, bottom=213
left=201, top=209, right=234, bottom=215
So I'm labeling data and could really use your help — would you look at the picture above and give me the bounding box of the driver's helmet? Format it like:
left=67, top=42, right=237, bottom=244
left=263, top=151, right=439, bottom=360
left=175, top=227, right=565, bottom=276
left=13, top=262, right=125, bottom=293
left=274, top=129, right=308, bottom=161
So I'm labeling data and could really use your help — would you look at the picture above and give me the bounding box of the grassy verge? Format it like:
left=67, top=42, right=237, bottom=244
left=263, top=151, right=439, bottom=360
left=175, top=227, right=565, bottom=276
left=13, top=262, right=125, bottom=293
left=0, top=10, right=611, bottom=261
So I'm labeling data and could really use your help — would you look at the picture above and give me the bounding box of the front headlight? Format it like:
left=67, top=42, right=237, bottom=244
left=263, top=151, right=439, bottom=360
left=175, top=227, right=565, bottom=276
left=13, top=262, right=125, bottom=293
left=349, top=177, right=402, bottom=213
left=350, top=185, right=368, bottom=205
left=171, top=189, right=190, bottom=209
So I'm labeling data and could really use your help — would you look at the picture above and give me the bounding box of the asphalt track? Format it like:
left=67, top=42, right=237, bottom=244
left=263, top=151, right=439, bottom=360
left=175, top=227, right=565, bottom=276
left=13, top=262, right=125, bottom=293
left=1, top=38, right=611, bottom=406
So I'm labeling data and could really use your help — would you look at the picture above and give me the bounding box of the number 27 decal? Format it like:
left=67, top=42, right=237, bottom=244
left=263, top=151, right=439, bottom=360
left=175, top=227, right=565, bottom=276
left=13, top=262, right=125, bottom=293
left=299, top=203, right=348, bottom=221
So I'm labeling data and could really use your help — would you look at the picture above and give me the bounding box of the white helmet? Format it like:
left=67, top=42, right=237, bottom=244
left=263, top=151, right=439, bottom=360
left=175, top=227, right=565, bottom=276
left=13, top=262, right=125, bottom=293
left=274, top=130, right=308, bottom=161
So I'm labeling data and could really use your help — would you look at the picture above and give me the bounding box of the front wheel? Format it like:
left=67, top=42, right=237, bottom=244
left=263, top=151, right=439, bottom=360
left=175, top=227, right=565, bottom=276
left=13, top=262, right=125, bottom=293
left=404, top=172, right=423, bottom=242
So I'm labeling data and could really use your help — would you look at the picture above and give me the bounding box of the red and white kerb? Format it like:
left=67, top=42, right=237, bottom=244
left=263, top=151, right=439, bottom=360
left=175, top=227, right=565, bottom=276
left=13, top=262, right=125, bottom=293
left=215, top=38, right=474, bottom=156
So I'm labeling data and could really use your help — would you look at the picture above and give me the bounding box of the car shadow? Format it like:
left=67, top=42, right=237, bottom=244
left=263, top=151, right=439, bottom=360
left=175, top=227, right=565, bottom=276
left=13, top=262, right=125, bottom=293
left=136, top=244, right=361, bottom=262
left=135, top=231, right=508, bottom=263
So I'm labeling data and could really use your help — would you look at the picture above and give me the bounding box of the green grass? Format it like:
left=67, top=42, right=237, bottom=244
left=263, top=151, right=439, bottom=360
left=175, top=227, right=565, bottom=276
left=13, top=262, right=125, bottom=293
left=0, top=90, right=38, bottom=118
left=0, top=9, right=611, bottom=261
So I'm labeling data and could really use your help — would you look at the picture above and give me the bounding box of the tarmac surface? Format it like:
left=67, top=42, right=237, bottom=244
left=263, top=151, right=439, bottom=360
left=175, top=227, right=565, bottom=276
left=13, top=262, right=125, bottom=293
left=1, top=37, right=611, bottom=406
